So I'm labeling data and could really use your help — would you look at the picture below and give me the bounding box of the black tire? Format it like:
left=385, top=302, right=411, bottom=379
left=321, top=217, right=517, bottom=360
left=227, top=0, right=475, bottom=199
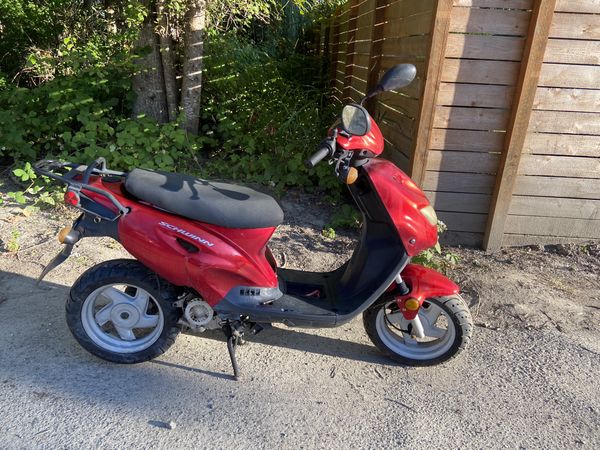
left=363, top=295, right=473, bottom=366
left=66, top=259, right=181, bottom=364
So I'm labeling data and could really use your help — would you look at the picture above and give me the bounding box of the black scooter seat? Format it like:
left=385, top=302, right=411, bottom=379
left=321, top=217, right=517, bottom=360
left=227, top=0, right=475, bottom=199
left=125, top=168, right=284, bottom=229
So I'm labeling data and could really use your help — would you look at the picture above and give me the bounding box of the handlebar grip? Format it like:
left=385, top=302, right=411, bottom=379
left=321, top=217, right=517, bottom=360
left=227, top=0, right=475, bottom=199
left=305, top=145, right=332, bottom=169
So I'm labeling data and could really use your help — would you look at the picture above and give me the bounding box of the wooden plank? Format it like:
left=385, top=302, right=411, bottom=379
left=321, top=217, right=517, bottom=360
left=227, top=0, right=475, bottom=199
left=349, top=76, right=368, bottom=95
left=426, top=150, right=500, bottom=173
left=518, top=154, right=600, bottom=178
left=450, top=8, right=531, bottom=36
left=347, top=84, right=367, bottom=102
left=377, top=92, right=421, bottom=117
left=529, top=110, right=600, bottom=135
left=509, top=195, right=600, bottom=219
left=441, top=231, right=484, bottom=247
left=445, top=34, right=526, bottom=61
left=514, top=175, right=600, bottom=199
left=384, top=12, right=434, bottom=39
left=555, top=0, right=600, bottom=13
left=329, top=9, right=341, bottom=88
left=356, top=10, right=375, bottom=30
left=381, top=34, right=431, bottom=58
left=550, top=12, right=600, bottom=39
left=539, top=63, right=600, bottom=89
left=384, top=145, right=411, bottom=172
left=523, top=132, right=600, bottom=157
left=377, top=102, right=416, bottom=137
left=380, top=121, right=413, bottom=151
left=430, top=128, right=506, bottom=152
left=347, top=53, right=371, bottom=68
left=438, top=83, right=514, bottom=108
left=342, top=0, right=361, bottom=102
left=425, top=191, right=491, bottom=214
left=501, top=233, right=596, bottom=247
left=364, top=0, right=387, bottom=115
left=408, top=0, right=453, bottom=187
left=423, top=171, right=496, bottom=193
left=533, top=87, right=600, bottom=113
left=386, top=0, right=435, bottom=20
left=438, top=211, right=488, bottom=233
left=433, top=106, right=510, bottom=131
left=505, top=215, right=600, bottom=239
left=484, top=0, right=556, bottom=253
left=453, top=0, right=532, bottom=8
left=441, top=59, right=520, bottom=85
left=544, top=39, right=600, bottom=65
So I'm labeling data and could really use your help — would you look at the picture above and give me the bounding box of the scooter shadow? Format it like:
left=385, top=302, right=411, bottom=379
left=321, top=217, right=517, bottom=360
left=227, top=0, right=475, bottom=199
left=191, top=326, right=391, bottom=366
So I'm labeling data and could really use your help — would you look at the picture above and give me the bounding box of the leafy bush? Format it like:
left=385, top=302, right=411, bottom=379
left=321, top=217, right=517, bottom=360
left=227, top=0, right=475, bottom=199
left=198, top=34, right=339, bottom=191
left=412, top=221, right=460, bottom=271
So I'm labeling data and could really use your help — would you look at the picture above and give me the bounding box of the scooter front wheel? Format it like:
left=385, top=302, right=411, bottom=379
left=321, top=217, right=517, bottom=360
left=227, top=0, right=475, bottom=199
left=66, top=259, right=181, bottom=364
left=363, top=295, right=473, bottom=366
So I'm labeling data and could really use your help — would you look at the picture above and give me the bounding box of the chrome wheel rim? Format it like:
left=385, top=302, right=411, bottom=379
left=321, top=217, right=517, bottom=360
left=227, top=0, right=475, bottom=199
left=375, top=300, right=456, bottom=360
left=81, top=284, right=164, bottom=354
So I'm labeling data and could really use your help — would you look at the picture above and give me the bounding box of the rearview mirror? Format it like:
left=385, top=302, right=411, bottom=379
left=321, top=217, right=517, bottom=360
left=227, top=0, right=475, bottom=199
left=363, top=64, right=417, bottom=103
left=377, top=64, right=417, bottom=92
left=341, top=104, right=370, bottom=136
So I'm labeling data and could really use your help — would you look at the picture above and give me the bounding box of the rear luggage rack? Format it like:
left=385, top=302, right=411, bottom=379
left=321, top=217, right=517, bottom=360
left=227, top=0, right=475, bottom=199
left=34, top=158, right=130, bottom=219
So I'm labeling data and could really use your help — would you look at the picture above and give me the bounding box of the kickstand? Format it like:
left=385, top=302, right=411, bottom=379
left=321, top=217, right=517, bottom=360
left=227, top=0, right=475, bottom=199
left=223, top=322, right=241, bottom=380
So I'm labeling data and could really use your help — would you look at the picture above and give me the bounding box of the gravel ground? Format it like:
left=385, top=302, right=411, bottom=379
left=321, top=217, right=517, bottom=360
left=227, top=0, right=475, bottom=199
left=0, top=187, right=599, bottom=449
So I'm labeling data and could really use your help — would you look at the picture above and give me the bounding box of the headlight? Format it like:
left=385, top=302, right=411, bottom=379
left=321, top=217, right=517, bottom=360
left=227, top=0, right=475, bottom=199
left=420, top=205, right=437, bottom=226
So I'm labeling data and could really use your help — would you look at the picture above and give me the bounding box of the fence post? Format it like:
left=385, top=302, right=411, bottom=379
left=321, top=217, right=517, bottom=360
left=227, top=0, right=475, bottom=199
left=408, top=0, right=453, bottom=188
left=342, top=0, right=360, bottom=102
left=483, top=0, right=557, bottom=252
left=364, top=0, right=388, bottom=115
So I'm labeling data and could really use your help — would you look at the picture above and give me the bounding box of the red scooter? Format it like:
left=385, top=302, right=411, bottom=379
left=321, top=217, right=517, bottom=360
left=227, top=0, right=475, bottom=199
left=35, top=64, right=472, bottom=379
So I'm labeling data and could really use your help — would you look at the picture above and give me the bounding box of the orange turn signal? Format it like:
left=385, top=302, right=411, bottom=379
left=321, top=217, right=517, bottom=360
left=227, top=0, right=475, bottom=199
left=404, top=298, right=420, bottom=311
left=345, top=167, right=358, bottom=185
left=58, top=226, right=72, bottom=244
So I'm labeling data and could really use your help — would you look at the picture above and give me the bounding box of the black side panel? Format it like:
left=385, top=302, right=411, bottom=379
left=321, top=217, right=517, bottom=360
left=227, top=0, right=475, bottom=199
left=334, top=171, right=408, bottom=317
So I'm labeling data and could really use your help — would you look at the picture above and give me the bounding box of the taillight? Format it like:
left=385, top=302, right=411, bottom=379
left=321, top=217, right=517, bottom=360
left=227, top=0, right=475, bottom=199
left=64, top=190, right=80, bottom=207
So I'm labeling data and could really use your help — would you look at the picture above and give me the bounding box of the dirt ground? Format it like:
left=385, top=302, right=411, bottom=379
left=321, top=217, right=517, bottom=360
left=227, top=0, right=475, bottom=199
left=0, top=183, right=599, bottom=449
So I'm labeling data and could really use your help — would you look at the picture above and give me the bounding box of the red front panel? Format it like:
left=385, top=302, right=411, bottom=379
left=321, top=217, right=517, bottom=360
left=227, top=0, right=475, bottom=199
left=82, top=177, right=278, bottom=306
left=364, top=159, right=437, bottom=256
left=335, top=119, right=385, bottom=155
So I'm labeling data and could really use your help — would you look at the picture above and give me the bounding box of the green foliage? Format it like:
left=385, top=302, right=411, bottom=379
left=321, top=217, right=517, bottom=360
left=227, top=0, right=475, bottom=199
left=1, top=3, right=344, bottom=209
left=198, top=35, right=338, bottom=192
left=6, top=229, right=22, bottom=253
left=0, top=0, right=68, bottom=76
left=412, top=221, right=460, bottom=271
left=327, top=203, right=361, bottom=229
left=321, top=227, right=336, bottom=239
left=7, top=162, right=62, bottom=209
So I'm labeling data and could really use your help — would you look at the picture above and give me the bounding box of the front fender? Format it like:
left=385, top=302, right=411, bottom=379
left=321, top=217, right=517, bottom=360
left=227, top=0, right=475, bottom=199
left=398, top=263, right=459, bottom=302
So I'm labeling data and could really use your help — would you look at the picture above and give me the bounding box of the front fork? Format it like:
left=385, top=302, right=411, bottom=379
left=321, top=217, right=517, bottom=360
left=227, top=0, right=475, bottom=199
left=394, top=273, right=426, bottom=338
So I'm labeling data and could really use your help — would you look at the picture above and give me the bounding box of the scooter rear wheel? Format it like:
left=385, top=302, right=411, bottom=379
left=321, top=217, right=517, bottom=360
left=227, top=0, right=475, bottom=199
left=363, top=295, right=473, bottom=366
left=66, top=259, right=181, bottom=364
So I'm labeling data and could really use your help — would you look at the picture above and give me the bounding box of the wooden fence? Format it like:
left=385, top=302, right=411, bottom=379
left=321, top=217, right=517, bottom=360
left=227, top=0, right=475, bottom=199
left=319, top=0, right=600, bottom=251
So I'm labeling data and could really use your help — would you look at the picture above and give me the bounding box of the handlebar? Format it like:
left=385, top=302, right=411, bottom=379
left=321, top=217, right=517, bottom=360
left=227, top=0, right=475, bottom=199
left=305, top=140, right=334, bottom=168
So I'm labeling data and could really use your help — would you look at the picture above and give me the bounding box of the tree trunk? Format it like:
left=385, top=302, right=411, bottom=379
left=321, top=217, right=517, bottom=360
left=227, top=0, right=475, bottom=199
left=132, top=1, right=169, bottom=124
left=156, top=0, right=179, bottom=121
left=180, top=0, right=206, bottom=135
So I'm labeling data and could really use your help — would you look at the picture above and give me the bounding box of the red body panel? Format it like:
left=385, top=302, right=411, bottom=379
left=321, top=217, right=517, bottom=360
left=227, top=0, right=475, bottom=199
left=364, top=159, right=438, bottom=255
left=336, top=119, right=385, bottom=155
left=82, top=177, right=278, bottom=306
left=394, top=263, right=460, bottom=319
